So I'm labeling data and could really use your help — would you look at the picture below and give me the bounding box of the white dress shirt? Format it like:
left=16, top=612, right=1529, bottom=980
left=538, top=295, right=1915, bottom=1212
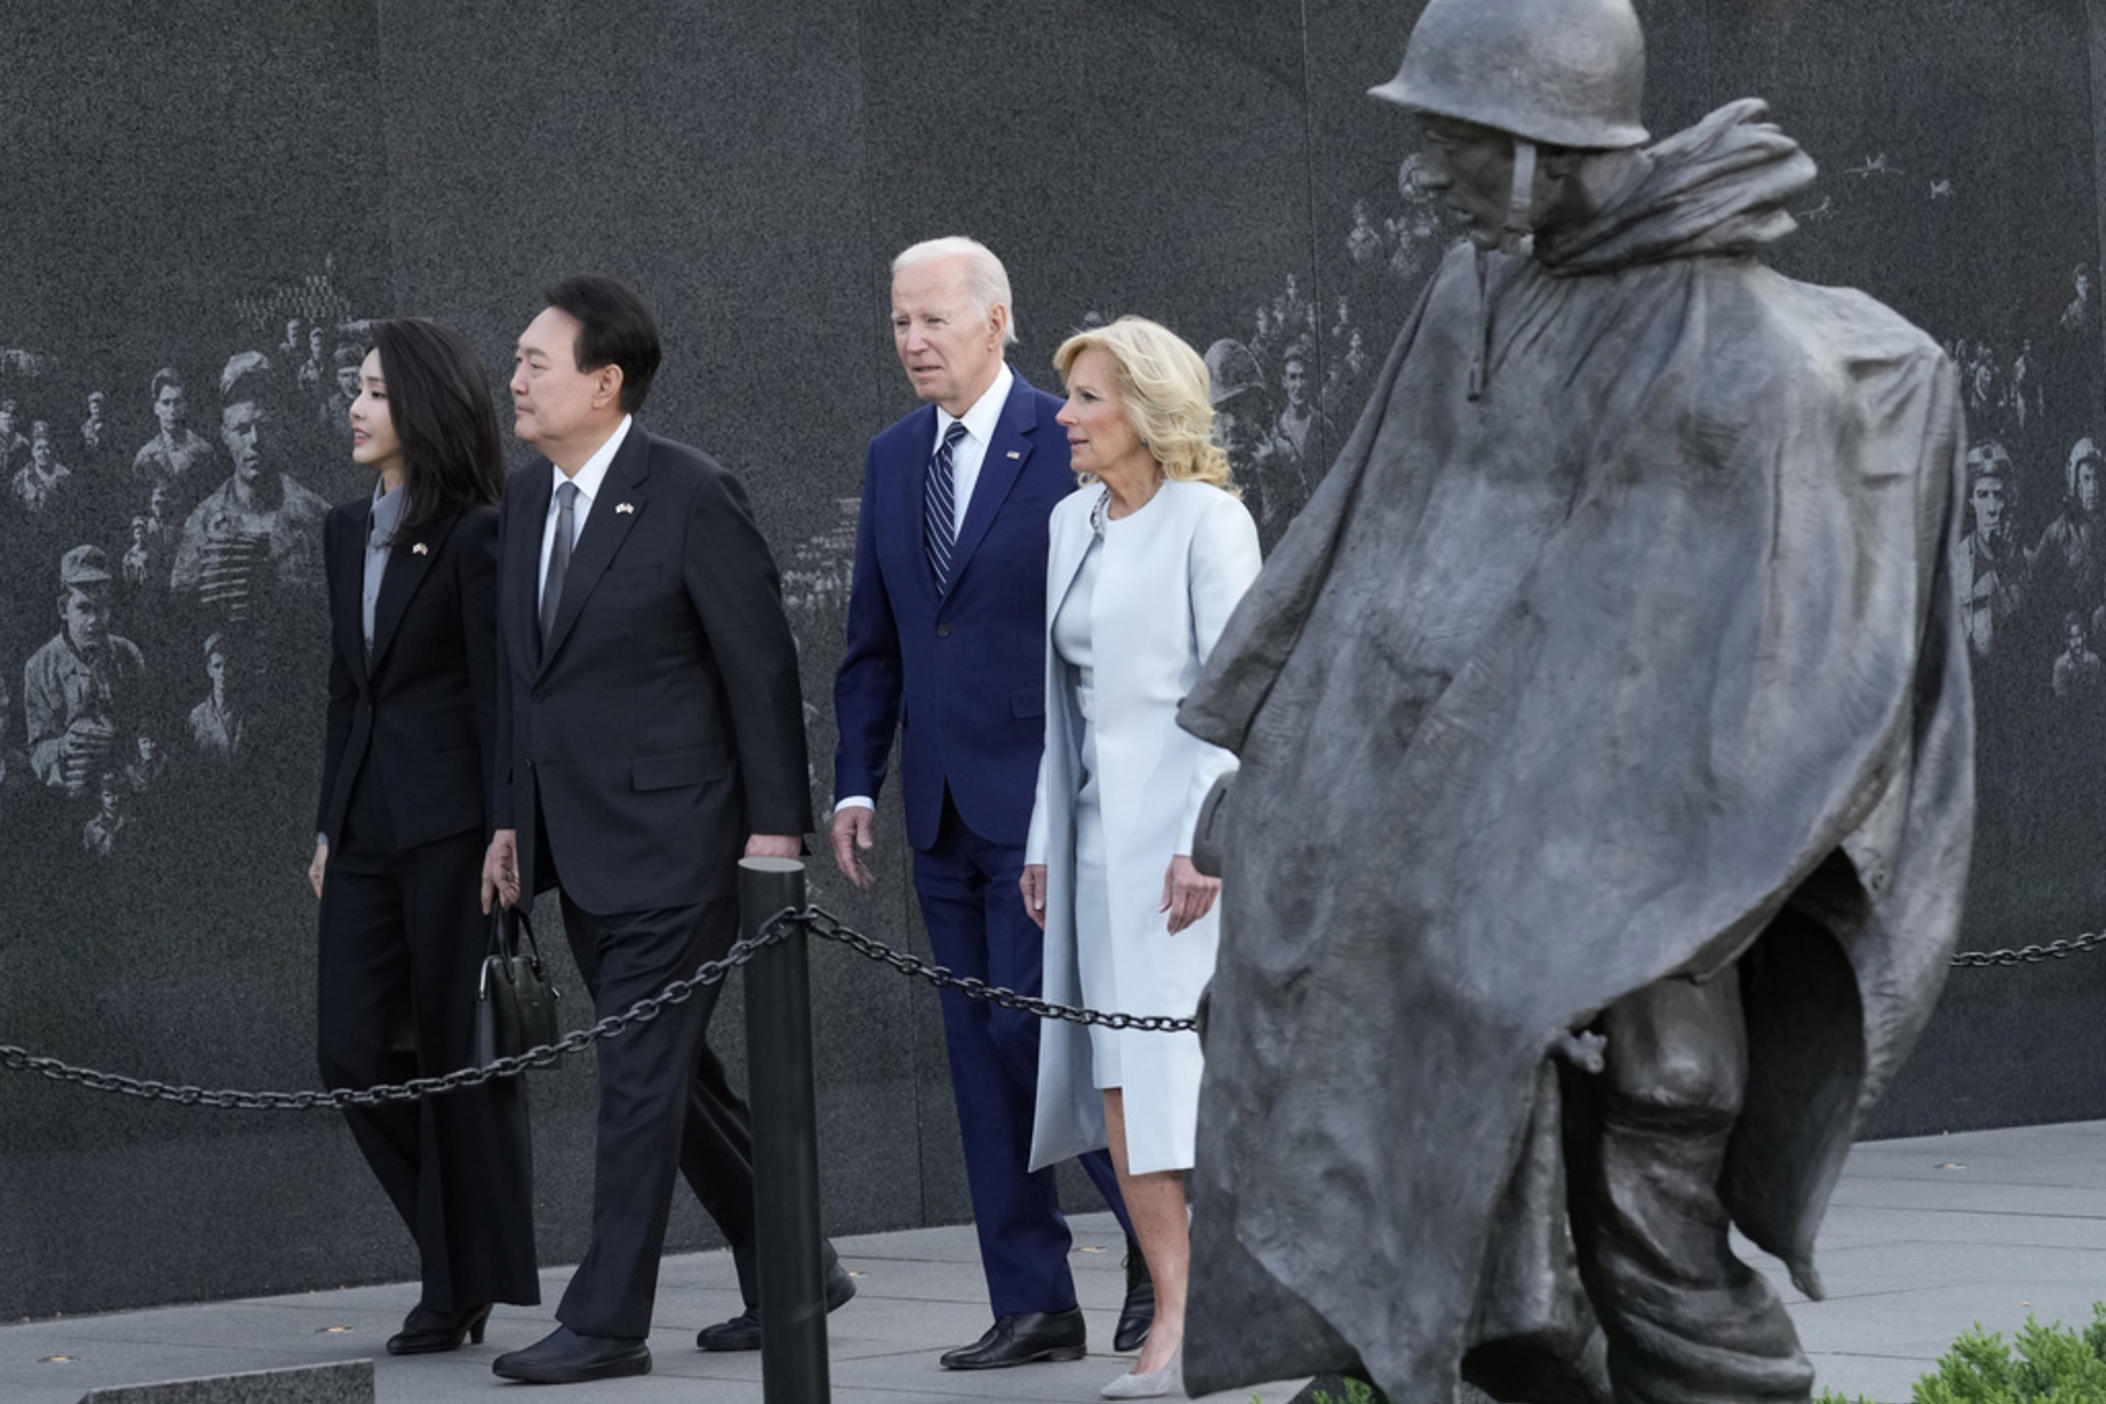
left=539, top=414, right=632, bottom=610
left=932, top=362, right=1012, bottom=535
left=836, top=366, right=1014, bottom=816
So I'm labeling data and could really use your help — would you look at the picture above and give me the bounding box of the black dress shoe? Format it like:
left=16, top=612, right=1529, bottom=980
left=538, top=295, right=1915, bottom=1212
left=1115, top=1249, right=1156, bottom=1353
left=387, top=1301, right=492, bottom=1355
left=696, top=1261, right=859, bottom=1351
left=491, top=1325, right=650, bottom=1384
left=939, top=1308, right=1087, bottom=1370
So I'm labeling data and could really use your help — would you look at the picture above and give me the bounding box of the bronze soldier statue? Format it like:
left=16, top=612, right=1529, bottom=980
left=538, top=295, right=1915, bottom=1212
left=1176, top=1, right=1975, bottom=1400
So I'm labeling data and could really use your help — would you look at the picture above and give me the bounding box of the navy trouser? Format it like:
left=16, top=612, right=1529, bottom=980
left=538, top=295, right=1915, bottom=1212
left=913, top=789, right=1136, bottom=1318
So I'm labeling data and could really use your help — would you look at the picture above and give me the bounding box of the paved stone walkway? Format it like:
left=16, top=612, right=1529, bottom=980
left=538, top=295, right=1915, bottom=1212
left=6, top=1120, right=2104, bottom=1403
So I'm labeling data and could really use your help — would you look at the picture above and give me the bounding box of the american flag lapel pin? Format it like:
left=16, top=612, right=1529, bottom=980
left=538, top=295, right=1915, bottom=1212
left=411, top=541, right=428, bottom=556
left=1005, top=450, right=1021, bottom=459
left=616, top=502, right=636, bottom=515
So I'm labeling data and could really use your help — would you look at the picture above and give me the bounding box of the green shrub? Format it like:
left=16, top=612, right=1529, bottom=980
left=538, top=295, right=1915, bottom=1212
left=1293, top=1309, right=2106, bottom=1404
left=1815, top=1304, right=2106, bottom=1404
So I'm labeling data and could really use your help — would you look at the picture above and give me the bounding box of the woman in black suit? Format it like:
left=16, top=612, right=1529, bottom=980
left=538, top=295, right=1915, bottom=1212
left=310, top=318, right=537, bottom=1353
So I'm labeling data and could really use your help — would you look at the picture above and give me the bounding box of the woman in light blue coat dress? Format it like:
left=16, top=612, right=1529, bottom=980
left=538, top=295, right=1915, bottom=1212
left=1021, top=316, right=1261, bottom=1398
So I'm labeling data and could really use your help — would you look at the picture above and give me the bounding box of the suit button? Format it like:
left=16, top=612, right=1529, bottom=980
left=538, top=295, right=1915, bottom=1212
left=936, top=624, right=951, bottom=638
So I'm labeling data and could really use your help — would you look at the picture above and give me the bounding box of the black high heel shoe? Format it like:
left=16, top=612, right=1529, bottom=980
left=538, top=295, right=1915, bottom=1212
left=387, top=1302, right=493, bottom=1355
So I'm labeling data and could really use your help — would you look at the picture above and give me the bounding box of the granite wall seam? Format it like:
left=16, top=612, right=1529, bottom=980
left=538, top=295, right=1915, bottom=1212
left=2087, top=0, right=2106, bottom=404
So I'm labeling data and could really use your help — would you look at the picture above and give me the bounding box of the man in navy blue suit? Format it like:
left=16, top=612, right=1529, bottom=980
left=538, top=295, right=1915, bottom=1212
left=832, top=237, right=1150, bottom=1369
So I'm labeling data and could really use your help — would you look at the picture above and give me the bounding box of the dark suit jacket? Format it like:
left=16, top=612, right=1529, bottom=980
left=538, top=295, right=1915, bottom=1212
left=492, top=425, right=811, bottom=913
left=317, top=500, right=499, bottom=852
left=832, top=373, right=1075, bottom=851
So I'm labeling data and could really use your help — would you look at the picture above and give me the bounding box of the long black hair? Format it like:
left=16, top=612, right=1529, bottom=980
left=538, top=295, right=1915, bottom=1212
left=370, top=317, right=504, bottom=543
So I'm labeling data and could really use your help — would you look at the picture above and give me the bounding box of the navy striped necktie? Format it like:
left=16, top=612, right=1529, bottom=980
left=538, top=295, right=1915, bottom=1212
left=924, top=420, right=969, bottom=593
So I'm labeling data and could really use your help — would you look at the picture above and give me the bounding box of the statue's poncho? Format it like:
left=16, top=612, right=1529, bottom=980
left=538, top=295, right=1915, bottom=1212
left=1178, top=101, right=1973, bottom=1402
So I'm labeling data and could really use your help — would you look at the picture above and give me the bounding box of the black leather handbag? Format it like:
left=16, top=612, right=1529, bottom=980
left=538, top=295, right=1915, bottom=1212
left=474, top=906, right=561, bottom=1068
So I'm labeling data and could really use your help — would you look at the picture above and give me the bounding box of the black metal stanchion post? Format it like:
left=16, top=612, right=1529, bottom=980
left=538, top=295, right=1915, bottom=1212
left=740, top=857, right=830, bottom=1403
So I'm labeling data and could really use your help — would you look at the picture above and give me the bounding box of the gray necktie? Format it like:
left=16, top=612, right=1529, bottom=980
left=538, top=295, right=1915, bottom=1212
left=541, top=480, right=578, bottom=642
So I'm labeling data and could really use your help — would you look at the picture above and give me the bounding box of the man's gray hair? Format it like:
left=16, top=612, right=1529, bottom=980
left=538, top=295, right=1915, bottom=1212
left=892, top=236, right=1019, bottom=347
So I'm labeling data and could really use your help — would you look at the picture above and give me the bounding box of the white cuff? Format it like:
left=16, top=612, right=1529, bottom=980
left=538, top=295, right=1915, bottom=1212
left=833, top=795, right=875, bottom=814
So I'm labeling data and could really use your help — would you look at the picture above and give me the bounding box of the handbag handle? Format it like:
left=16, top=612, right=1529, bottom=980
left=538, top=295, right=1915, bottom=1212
left=489, top=905, right=549, bottom=971
left=513, top=907, right=546, bottom=971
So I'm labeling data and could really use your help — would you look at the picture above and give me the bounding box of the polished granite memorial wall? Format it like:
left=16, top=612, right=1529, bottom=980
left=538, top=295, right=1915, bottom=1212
left=1, top=0, right=2102, bottom=1316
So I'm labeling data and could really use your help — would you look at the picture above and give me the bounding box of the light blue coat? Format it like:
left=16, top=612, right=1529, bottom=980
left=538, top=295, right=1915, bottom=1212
left=1025, top=477, right=1260, bottom=1176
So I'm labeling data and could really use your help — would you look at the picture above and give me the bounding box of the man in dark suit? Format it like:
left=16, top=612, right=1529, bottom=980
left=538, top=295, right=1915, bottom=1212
left=481, top=276, right=851, bottom=1384
left=832, top=237, right=1148, bottom=1369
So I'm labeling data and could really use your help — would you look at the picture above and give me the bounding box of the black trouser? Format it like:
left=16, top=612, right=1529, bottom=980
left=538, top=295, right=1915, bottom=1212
left=1563, top=969, right=1814, bottom=1404
left=316, top=768, right=540, bottom=1313
left=550, top=887, right=840, bottom=1339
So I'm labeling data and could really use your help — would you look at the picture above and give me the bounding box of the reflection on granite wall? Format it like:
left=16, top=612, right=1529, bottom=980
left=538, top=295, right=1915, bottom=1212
left=1, top=0, right=2102, bottom=1317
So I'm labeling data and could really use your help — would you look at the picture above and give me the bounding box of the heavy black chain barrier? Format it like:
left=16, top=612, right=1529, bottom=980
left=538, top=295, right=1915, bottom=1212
left=0, top=913, right=796, bottom=1110
left=1, top=907, right=2094, bottom=1106
left=0, top=906, right=1194, bottom=1109
left=798, top=904, right=1199, bottom=1033
left=1947, top=930, right=2106, bottom=967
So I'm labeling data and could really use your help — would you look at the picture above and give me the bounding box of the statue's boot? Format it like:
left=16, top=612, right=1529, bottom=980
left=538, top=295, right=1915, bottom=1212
left=1564, top=971, right=1815, bottom=1404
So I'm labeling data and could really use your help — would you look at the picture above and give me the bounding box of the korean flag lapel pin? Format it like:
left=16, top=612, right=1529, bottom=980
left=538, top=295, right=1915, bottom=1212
left=616, top=501, right=636, bottom=515
left=411, top=541, right=428, bottom=556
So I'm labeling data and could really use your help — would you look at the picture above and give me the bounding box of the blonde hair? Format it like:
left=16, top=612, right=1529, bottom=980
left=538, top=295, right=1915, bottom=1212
left=1054, top=316, right=1237, bottom=494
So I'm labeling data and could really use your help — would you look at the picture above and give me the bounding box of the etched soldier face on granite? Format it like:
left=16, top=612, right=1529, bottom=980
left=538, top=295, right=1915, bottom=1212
left=2080, top=459, right=2099, bottom=515
left=1215, top=396, right=1272, bottom=461
left=154, top=381, right=186, bottom=434
left=1970, top=472, right=2008, bottom=538
left=60, top=587, right=110, bottom=655
left=1281, top=354, right=1312, bottom=411
left=220, top=400, right=273, bottom=489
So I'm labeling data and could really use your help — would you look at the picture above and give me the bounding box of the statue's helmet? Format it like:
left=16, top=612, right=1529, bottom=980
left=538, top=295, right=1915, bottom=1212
left=1204, top=339, right=1268, bottom=408
left=1369, top=0, right=1650, bottom=151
